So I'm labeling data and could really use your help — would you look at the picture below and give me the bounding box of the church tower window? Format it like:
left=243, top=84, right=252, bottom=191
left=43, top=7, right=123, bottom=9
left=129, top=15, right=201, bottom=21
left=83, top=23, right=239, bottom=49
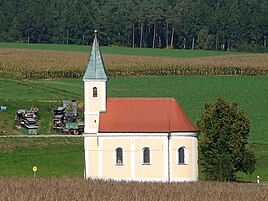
left=93, top=87, right=97, bottom=97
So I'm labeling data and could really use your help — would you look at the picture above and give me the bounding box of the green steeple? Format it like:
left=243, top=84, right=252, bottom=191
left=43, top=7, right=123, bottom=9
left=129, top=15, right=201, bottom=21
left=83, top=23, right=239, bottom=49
left=83, top=30, right=108, bottom=80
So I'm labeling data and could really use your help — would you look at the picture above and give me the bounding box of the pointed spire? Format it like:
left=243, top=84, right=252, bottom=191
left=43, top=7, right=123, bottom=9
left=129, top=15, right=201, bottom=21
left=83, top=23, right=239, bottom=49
left=83, top=30, right=108, bottom=80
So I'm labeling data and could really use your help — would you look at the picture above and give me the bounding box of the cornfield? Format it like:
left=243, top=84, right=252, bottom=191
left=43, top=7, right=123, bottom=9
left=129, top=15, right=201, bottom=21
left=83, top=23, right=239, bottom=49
left=0, top=177, right=267, bottom=201
left=0, top=48, right=267, bottom=79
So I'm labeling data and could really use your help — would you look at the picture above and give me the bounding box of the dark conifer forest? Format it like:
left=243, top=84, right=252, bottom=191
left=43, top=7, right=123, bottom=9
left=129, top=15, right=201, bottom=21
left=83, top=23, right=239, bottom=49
left=0, top=0, right=267, bottom=52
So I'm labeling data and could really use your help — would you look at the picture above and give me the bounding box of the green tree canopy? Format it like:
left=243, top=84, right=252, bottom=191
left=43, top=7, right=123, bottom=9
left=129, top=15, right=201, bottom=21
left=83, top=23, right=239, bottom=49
left=197, top=97, right=256, bottom=181
left=0, top=0, right=267, bottom=52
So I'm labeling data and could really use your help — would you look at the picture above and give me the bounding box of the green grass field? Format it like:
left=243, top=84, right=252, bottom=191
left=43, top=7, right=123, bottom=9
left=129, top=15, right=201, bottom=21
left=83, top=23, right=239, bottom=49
left=1, top=76, right=267, bottom=143
left=0, top=76, right=267, bottom=181
left=0, top=138, right=84, bottom=177
left=0, top=42, right=243, bottom=58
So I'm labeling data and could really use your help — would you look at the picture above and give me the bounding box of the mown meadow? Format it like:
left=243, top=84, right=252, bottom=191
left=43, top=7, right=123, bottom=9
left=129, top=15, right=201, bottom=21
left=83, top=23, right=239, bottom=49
left=0, top=138, right=83, bottom=177
left=1, top=76, right=267, bottom=144
left=1, top=177, right=267, bottom=201
left=0, top=42, right=242, bottom=57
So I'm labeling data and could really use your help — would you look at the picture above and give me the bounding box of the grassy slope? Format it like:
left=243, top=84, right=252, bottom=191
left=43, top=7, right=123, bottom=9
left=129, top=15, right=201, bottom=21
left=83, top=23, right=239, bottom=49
left=0, top=42, right=243, bottom=58
left=1, top=76, right=267, bottom=143
left=108, top=76, right=268, bottom=143
left=0, top=76, right=267, bottom=181
left=0, top=77, right=83, bottom=134
left=0, top=138, right=83, bottom=177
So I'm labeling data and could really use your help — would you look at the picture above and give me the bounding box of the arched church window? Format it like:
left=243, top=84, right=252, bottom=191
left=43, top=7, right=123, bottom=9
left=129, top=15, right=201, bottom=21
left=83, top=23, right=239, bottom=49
left=93, top=87, right=97, bottom=97
left=178, top=147, right=185, bottom=164
left=115, top=147, right=123, bottom=165
left=142, top=147, right=150, bottom=164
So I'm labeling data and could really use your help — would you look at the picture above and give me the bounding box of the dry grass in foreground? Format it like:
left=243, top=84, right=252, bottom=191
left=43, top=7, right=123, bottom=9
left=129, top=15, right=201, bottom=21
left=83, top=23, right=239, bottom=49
left=0, top=48, right=267, bottom=78
left=0, top=177, right=267, bottom=201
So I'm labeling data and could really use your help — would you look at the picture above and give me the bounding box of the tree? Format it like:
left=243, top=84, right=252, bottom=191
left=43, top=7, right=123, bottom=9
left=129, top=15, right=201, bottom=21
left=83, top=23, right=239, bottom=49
left=197, top=97, right=256, bottom=181
left=147, top=0, right=165, bottom=48
left=0, top=0, right=267, bottom=51
left=126, top=0, right=139, bottom=48
left=197, top=26, right=213, bottom=49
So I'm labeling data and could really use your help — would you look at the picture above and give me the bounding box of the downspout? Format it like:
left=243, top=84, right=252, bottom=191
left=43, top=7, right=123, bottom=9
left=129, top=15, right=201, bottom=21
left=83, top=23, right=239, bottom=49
left=167, top=98, right=171, bottom=183
left=84, top=136, right=87, bottom=179
left=167, top=132, right=171, bottom=183
left=84, top=149, right=86, bottom=178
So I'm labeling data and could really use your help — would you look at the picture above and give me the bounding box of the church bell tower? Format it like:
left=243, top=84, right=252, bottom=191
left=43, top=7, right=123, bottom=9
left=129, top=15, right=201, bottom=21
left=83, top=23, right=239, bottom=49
left=83, top=30, right=108, bottom=134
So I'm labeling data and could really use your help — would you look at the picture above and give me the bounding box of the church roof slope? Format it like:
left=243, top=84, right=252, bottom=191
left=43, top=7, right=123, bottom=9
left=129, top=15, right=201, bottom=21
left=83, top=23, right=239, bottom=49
left=99, top=98, right=199, bottom=133
left=83, top=32, right=108, bottom=80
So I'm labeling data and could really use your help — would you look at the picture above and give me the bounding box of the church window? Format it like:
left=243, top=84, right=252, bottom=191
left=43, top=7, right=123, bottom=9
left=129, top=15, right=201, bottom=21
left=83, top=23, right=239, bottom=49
left=178, top=147, right=185, bottom=164
left=93, top=87, right=97, bottom=97
left=142, top=147, right=150, bottom=164
left=115, top=147, right=123, bottom=165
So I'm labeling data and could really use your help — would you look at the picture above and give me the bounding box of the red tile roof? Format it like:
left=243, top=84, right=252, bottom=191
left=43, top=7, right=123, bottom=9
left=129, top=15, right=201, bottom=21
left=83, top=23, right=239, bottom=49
left=99, top=98, right=199, bottom=133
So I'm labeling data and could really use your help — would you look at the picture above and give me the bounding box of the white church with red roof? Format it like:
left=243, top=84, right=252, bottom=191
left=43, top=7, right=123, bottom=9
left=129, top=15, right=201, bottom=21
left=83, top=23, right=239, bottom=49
left=83, top=31, right=199, bottom=182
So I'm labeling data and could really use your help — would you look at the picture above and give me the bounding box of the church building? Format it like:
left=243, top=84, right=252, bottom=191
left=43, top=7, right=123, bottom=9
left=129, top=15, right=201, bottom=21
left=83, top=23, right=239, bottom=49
left=83, top=31, right=199, bottom=182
